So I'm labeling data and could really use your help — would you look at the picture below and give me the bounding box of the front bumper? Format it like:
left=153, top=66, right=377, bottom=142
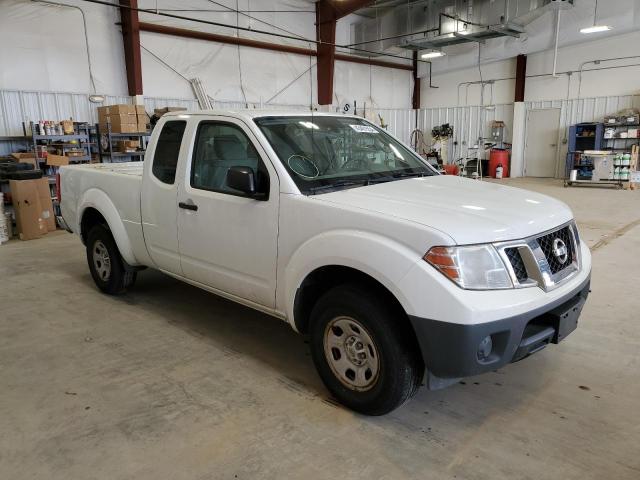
left=408, top=272, right=591, bottom=383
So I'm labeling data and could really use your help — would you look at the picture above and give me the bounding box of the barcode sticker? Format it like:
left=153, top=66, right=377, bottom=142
left=350, top=124, right=378, bottom=133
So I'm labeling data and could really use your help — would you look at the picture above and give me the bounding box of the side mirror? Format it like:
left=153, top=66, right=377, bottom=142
left=227, top=166, right=260, bottom=197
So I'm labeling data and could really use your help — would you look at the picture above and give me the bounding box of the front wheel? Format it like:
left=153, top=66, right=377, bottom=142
left=309, top=284, right=423, bottom=415
left=86, top=225, right=136, bottom=295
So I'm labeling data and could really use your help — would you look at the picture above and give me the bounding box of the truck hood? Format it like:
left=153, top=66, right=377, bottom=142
left=314, top=175, right=573, bottom=244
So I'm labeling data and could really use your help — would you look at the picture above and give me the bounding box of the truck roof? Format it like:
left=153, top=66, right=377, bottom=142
left=161, top=109, right=361, bottom=122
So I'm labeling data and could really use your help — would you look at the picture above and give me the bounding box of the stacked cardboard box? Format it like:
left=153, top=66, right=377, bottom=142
left=98, top=104, right=148, bottom=133
left=9, top=179, right=56, bottom=240
left=154, top=107, right=187, bottom=117
left=117, top=140, right=140, bottom=153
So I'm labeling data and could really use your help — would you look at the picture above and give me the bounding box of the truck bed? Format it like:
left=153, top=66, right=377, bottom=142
left=60, top=162, right=144, bottom=236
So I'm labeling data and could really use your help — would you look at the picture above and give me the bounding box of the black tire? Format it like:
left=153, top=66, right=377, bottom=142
left=309, top=284, right=423, bottom=415
left=86, top=224, right=136, bottom=295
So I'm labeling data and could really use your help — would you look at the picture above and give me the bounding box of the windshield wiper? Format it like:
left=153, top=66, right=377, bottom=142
left=392, top=171, right=429, bottom=179
left=307, top=180, right=368, bottom=195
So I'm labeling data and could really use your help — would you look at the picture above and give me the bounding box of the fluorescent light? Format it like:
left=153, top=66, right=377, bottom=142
left=580, top=25, right=611, bottom=34
left=421, top=51, right=446, bottom=59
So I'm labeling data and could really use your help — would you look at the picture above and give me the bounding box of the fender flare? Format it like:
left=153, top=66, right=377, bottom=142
left=282, top=229, right=422, bottom=329
left=78, top=188, right=139, bottom=266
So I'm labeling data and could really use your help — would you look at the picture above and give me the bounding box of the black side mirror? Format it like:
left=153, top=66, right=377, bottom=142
left=227, top=166, right=263, bottom=198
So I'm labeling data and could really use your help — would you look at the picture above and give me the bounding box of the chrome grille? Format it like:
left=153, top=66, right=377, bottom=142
left=536, top=226, right=574, bottom=275
left=496, top=222, right=581, bottom=292
left=505, top=248, right=528, bottom=282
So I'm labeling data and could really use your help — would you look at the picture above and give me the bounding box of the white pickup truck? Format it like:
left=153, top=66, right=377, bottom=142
left=60, top=110, right=591, bottom=415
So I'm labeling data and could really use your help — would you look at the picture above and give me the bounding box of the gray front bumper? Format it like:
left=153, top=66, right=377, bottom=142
left=408, top=272, right=591, bottom=383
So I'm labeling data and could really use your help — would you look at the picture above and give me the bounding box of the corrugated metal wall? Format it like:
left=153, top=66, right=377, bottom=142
left=0, top=90, right=130, bottom=137
left=2, top=89, right=639, bottom=166
left=417, top=104, right=515, bottom=161
left=524, top=95, right=640, bottom=140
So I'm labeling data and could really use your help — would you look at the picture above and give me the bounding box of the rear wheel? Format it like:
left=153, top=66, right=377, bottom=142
left=309, top=284, right=423, bottom=415
left=86, top=225, right=136, bottom=295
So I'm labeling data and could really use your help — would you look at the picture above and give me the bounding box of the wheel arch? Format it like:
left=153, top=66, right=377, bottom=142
left=78, top=189, right=138, bottom=265
left=292, top=265, right=425, bottom=368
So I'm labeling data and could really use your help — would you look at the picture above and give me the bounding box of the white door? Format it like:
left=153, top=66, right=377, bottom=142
left=525, top=108, right=561, bottom=177
left=177, top=118, right=279, bottom=308
left=141, top=119, right=189, bottom=275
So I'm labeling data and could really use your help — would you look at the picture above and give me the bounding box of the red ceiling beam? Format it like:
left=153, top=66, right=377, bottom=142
left=139, top=22, right=316, bottom=56
left=335, top=54, right=412, bottom=71
left=120, top=0, right=143, bottom=96
left=138, top=22, right=412, bottom=72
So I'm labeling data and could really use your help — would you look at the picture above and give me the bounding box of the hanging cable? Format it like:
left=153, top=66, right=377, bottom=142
left=31, top=0, right=97, bottom=94
left=70, top=0, right=418, bottom=65
left=236, top=0, right=248, bottom=107
left=140, top=44, right=191, bottom=82
left=207, top=0, right=307, bottom=41
left=265, top=62, right=317, bottom=104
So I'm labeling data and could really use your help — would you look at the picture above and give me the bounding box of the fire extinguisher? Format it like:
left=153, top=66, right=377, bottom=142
left=496, top=164, right=504, bottom=179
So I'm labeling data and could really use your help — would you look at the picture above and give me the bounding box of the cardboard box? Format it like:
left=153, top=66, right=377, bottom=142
left=61, top=120, right=74, bottom=135
left=9, top=180, right=48, bottom=240
left=98, top=104, right=136, bottom=116
left=117, top=140, right=140, bottom=153
left=105, top=123, right=139, bottom=133
left=10, top=152, right=38, bottom=168
left=105, top=113, right=137, bottom=128
left=46, top=154, right=70, bottom=166
left=154, top=107, right=187, bottom=116
left=137, top=121, right=147, bottom=132
left=135, top=105, right=146, bottom=115
left=35, top=178, right=56, bottom=232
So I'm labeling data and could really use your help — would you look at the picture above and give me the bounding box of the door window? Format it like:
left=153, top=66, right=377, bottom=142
left=152, top=120, right=187, bottom=184
left=191, top=122, right=268, bottom=195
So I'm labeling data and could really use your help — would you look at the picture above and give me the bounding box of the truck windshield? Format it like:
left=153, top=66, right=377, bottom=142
left=254, top=116, right=436, bottom=194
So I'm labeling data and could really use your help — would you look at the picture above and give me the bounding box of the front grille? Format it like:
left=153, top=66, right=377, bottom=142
left=505, top=248, right=528, bottom=282
left=536, top=226, right=575, bottom=275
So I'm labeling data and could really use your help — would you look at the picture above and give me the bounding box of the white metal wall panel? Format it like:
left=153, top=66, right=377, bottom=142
left=523, top=94, right=640, bottom=176
left=417, top=103, right=514, bottom=161
left=370, top=108, right=417, bottom=145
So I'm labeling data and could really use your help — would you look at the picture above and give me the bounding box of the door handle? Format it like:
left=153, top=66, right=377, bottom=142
left=178, top=201, right=198, bottom=211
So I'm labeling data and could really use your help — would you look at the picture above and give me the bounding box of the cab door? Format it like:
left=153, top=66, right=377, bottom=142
left=140, top=119, right=188, bottom=274
left=176, top=117, right=279, bottom=308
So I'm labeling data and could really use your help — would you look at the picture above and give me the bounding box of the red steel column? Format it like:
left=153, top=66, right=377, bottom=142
left=412, top=51, right=421, bottom=109
left=316, top=1, right=337, bottom=105
left=316, top=1, right=375, bottom=105
left=515, top=54, right=527, bottom=102
left=120, top=0, right=143, bottom=96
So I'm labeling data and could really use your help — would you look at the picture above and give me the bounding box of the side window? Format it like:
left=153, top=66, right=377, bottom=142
left=152, top=121, right=186, bottom=184
left=191, top=122, right=267, bottom=195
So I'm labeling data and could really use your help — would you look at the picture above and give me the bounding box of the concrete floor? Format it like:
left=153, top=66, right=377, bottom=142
left=1, top=178, right=639, bottom=479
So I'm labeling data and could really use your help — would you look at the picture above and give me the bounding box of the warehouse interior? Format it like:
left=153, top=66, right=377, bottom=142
left=1, top=0, right=640, bottom=478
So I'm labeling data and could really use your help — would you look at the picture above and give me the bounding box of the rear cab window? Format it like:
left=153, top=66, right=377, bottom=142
left=152, top=121, right=187, bottom=184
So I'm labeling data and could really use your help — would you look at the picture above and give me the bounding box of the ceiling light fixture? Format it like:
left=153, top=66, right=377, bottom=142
left=580, top=0, right=611, bottom=34
left=421, top=50, right=446, bottom=59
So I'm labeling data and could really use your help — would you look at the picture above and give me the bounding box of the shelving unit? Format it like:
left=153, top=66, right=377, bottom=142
left=23, top=122, right=93, bottom=217
left=96, top=123, right=150, bottom=163
left=602, top=123, right=640, bottom=153
left=565, top=123, right=603, bottom=178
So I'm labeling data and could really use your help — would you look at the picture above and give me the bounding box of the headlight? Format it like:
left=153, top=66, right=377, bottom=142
left=424, top=245, right=513, bottom=290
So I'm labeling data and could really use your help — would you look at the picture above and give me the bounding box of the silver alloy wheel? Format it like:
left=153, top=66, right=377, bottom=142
left=92, top=240, right=111, bottom=281
left=323, top=316, right=380, bottom=391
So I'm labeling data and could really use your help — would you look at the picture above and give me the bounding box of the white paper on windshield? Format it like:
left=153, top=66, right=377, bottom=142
left=350, top=124, right=378, bottom=133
